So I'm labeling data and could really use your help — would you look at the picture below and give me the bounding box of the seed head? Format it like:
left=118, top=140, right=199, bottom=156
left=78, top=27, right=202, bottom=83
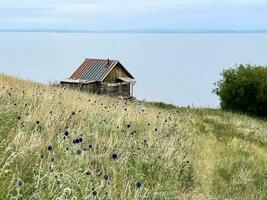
left=136, top=181, right=142, bottom=188
left=77, top=149, right=82, bottom=155
left=47, top=145, right=53, bottom=152
left=112, top=153, right=118, bottom=160
left=92, top=190, right=97, bottom=196
left=64, top=131, right=69, bottom=136
left=103, top=175, right=108, bottom=180
left=17, top=179, right=24, bottom=187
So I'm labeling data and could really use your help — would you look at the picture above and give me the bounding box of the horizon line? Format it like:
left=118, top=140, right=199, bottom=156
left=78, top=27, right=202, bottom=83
left=1, top=28, right=267, bottom=34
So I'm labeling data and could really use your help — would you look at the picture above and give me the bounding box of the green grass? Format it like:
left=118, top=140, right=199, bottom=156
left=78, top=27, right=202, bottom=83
left=0, top=74, right=266, bottom=200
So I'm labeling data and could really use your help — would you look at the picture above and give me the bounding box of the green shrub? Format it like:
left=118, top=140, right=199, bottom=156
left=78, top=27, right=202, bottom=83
left=214, top=64, right=267, bottom=117
left=147, top=101, right=177, bottom=110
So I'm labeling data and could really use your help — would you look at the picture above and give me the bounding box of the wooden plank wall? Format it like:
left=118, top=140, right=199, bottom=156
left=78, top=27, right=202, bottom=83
left=61, top=82, right=130, bottom=97
left=99, top=83, right=130, bottom=97
left=104, top=64, right=130, bottom=81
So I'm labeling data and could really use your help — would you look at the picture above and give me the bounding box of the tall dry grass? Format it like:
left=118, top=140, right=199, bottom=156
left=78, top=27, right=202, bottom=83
left=0, top=74, right=266, bottom=200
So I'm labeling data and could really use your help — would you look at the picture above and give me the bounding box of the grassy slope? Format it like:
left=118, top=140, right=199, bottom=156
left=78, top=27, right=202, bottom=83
left=0, top=74, right=266, bottom=200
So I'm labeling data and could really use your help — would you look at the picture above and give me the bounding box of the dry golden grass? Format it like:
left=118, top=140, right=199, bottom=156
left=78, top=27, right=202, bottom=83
left=0, top=73, right=266, bottom=200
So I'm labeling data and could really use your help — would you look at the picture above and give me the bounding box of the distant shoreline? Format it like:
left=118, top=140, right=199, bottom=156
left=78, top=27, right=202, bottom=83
left=1, top=29, right=267, bottom=34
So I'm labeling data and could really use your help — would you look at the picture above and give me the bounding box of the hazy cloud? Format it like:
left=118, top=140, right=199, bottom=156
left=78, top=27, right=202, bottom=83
left=0, top=0, right=266, bottom=30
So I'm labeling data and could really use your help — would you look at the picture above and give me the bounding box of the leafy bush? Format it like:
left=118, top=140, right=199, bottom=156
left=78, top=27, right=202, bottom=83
left=214, top=64, right=267, bottom=117
left=147, top=101, right=177, bottom=110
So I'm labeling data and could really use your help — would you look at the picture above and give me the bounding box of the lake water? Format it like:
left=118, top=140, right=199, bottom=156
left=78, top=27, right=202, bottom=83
left=0, top=32, right=267, bottom=107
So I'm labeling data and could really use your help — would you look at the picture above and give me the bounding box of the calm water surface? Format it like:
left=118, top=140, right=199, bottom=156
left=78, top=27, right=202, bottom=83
left=0, top=32, right=267, bottom=107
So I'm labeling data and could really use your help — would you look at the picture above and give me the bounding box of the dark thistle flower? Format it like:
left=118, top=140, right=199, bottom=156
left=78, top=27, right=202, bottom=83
left=77, top=149, right=82, bottom=155
left=127, top=124, right=131, bottom=128
left=47, top=145, right=53, bottom=152
left=40, top=154, right=45, bottom=159
left=88, top=144, right=93, bottom=149
left=36, top=120, right=40, bottom=125
left=112, top=153, right=118, bottom=160
left=51, top=157, right=55, bottom=162
left=17, top=116, right=21, bottom=120
left=92, top=190, right=97, bottom=196
left=103, top=175, right=108, bottom=180
left=136, top=181, right=142, bottom=188
left=17, top=179, right=24, bottom=187
left=64, top=131, right=69, bottom=136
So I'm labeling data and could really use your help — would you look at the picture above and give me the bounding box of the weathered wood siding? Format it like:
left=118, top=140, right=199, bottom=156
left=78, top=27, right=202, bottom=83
left=61, top=82, right=97, bottom=93
left=104, top=63, right=130, bottom=81
left=99, top=83, right=130, bottom=97
left=80, top=83, right=97, bottom=93
left=61, top=82, right=79, bottom=89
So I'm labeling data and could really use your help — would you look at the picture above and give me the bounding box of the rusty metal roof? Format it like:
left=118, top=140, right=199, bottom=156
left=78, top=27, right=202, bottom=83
left=69, top=58, right=134, bottom=82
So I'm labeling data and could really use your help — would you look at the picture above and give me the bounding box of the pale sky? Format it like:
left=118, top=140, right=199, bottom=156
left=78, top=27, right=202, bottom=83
left=0, top=0, right=267, bottom=30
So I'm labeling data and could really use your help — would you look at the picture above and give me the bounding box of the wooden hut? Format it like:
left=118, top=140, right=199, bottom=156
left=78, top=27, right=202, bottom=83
left=60, top=58, right=136, bottom=98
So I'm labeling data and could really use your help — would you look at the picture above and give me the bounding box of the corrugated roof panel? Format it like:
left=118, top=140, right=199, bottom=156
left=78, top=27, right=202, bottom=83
left=68, top=58, right=134, bottom=82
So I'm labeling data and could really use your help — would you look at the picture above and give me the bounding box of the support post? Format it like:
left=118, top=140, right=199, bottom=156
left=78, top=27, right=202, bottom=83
left=131, top=84, right=134, bottom=97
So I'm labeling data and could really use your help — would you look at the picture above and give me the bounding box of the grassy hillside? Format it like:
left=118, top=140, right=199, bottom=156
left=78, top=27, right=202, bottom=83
left=0, top=74, right=266, bottom=200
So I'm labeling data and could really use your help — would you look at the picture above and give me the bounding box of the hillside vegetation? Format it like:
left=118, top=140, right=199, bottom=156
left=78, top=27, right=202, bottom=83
left=0, top=74, right=266, bottom=200
left=214, top=64, right=267, bottom=117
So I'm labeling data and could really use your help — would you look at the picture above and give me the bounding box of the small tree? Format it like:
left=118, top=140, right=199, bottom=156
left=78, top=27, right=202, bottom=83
left=214, top=64, right=267, bottom=118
